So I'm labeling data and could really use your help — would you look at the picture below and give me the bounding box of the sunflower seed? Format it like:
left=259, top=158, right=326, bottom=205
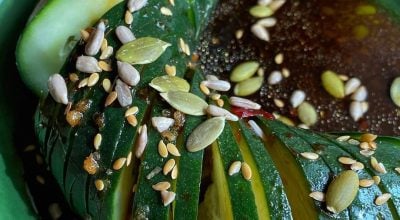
left=248, top=120, right=266, bottom=140
left=127, top=0, right=147, bottom=12
left=230, top=61, right=259, bottom=83
left=249, top=5, right=273, bottom=18
left=360, top=133, right=377, bottom=142
left=150, top=75, right=190, bottom=93
left=251, top=24, right=270, bottom=41
left=290, top=90, right=306, bottom=108
left=136, top=125, right=148, bottom=158
left=257, top=17, right=277, bottom=28
left=93, top=133, right=102, bottom=150
left=160, top=7, right=172, bottom=16
left=171, top=165, right=178, bottom=179
left=344, top=77, right=361, bottom=95
left=206, top=105, right=238, bottom=121
left=274, top=53, right=284, bottom=65
left=160, top=190, right=176, bottom=206
left=127, top=114, right=138, bottom=127
left=234, top=76, right=264, bottom=96
left=229, top=161, right=242, bottom=176
left=336, top=135, right=350, bottom=142
left=360, top=149, right=375, bottom=157
left=375, top=193, right=391, bottom=206
left=235, top=29, right=244, bottom=39
left=125, top=10, right=133, bottom=25
left=115, top=79, right=132, bottom=107
left=151, top=117, right=175, bottom=133
left=115, top=26, right=135, bottom=44
left=187, top=117, right=225, bottom=152
left=229, top=96, right=261, bottom=109
left=152, top=182, right=171, bottom=191
left=390, top=77, right=400, bottom=107
left=85, top=21, right=105, bottom=56
left=165, top=64, right=176, bottom=76
left=269, top=0, right=286, bottom=11
left=48, top=74, right=68, bottom=105
left=309, top=191, right=325, bottom=202
left=76, top=56, right=102, bottom=73
left=113, top=157, right=127, bottom=170
left=160, top=91, right=208, bottom=116
left=300, top=152, right=319, bottom=160
left=338, top=157, right=357, bottom=165
left=105, top=91, right=118, bottom=107
left=326, top=170, right=359, bottom=214
left=351, top=86, right=368, bottom=101
left=359, top=179, right=374, bottom=187
left=321, top=70, right=345, bottom=99
left=87, top=73, right=100, bottom=87
left=268, top=70, right=283, bottom=85
left=117, top=61, right=140, bottom=86
left=158, top=140, right=168, bottom=158
left=100, top=46, right=114, bottom=60
left=125, top=106, right=139, bottom=117
left=116, top=37, right=171, bottom=65
left=241, top=162, right=252, bottom=180
left=163, top=158, right=176, bottom=175
left=146, top=166, right=162, bottom=180
left=166, top=143, right=180, bottom=157
left=95, top=179, right=105, bottom=191
left=350, top=101, right=363, bottom=121
left=202, top=80, right=231, bottom=91
left=298, top=102, right=318, bottom=126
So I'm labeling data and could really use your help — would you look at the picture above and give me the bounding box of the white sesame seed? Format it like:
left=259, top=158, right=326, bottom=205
left=375, top=193, right=391, bottom=206
left=163, top=158, right=176, bottom=175
left=166, top=143, right=181, bottom=157
left=336, top=135, right=351, bottom=142
left=94, top=133, right=102, bottom=150
left=359, top=179, right=374, bottom=188
left=281, top=68, right=290, bottom=78
left=228, top=161, right=241, bottom=176
left=125, top=10, right=133, bottom=25
left=171, top=165, right=178, bottom=179
left=100, top=46, right=114, bottom=60
left=235, top=29, right=244, bottom=39
left=273, top=98, right=285, bottom=108
left=309, top=191, right=325, bottom=202
left=300, top=152, right=319, bottom=160
left=88, top=73, right=100, bottom=87
left=125, top=106, right=139, bottom=117
left=158, top=140, right=168, bottom=158
left=241, top=162, right=252, bottom=180
left=152, top=182, right=171, bottom=191
left=274, top=53, right=284, bottom=64
left=113, top=157, right=126, bottom=170
left=105, top=91, right=118, bottom=107
left=160, top=7, right=173, bottom=16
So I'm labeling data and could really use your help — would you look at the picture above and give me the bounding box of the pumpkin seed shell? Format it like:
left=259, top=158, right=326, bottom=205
left=321, top=70, right=345, bottom=99
left=116, top=37, right=171, bottom=65
left=149, top=75, right=190, bottom=93
left=233, top=76, right=264, bottom=96
left=160, top=91, right=208, bottom=116
left=230, top=61, right=260, bottom=82
left=187, top=117, right=225, bottom=152
left=326, top=170, right=359, bottom=214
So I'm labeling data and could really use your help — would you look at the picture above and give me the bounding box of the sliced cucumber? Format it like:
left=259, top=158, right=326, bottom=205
left=16, top=0, right=122, bottom=96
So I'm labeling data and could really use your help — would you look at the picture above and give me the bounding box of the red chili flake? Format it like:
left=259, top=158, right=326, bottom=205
left=231, top=107, right=274, bottom=119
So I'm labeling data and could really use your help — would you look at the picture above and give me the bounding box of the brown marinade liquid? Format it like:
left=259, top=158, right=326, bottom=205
left=198, top=0, right=400, bottom=135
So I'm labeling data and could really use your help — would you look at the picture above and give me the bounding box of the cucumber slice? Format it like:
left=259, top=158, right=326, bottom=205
left=16, top=0, right=122, bottom=96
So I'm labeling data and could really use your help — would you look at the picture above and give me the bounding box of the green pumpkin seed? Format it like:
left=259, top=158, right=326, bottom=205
left=298, top=102, right=318, bottom=126
left=149, top=75, right=190, bottom=93
left=187, top=117, right=225, bottom=152
left=326, top=170, right=359, bottom=214
left=116, top=37, right=171, bottom=64
left=233, top=76, right=264, bottom=97
left=160, top=91, right=208, bottom=116
left=390, top=77, right=400, bottom=107
left=355, top=5, right=376, bottom=15
left=249, top=5, right=273, bottom=18
left=230, top=61, right=260, bottom=82
left=321, top=70, right=345, bottom=99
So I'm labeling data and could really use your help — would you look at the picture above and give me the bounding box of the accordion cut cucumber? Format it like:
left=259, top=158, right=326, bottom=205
left=33, top=0, right=400, bottom=219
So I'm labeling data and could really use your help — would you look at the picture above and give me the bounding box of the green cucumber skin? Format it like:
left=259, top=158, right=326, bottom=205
left=288, top=126, right=393, bottom=219
left=237, top=121, right=292, bottom=220
left=213, top=122, right=260, bottom=220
